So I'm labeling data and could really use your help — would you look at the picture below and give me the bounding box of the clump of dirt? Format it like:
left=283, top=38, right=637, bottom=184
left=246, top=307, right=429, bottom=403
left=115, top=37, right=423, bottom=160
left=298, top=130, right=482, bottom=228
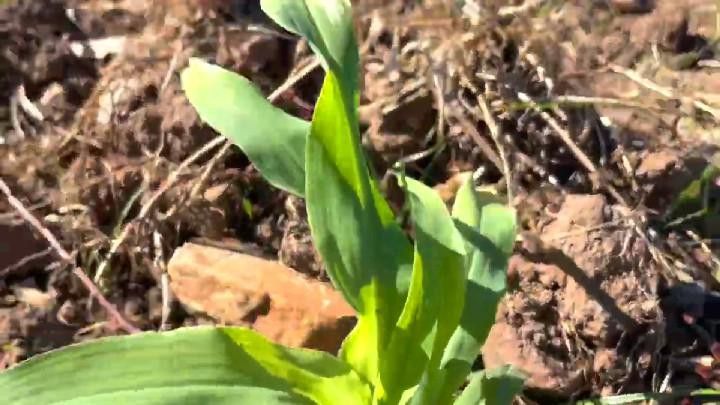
left=485, top=194, right=659, bottom=397
left=278, top=195, right=324, bottom=279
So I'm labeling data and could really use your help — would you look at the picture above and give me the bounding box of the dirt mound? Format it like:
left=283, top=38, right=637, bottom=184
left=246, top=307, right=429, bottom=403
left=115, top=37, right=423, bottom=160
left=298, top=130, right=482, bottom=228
left=485, top=194, right=659, bottom=397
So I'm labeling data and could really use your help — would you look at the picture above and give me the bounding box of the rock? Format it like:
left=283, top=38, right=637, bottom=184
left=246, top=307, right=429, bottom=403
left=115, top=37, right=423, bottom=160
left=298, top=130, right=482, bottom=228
left=167, top=242, right=355, bottom=353
left=495, top=193, right=660, bottom=396
left=542, top=194, right=657, bottom=346
left=634, top=149, right=708, bottom=212
left=541, top=195, right=614, bottom=280
left=636, top=150, right=679, bottom=178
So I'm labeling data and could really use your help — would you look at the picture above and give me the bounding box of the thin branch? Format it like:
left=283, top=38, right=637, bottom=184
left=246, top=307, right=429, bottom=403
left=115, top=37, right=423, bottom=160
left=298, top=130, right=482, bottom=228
left=0, top=178, right=139, bottom=334
left=460, top=74, right=514, bottom=203
left=9, top=91, right=24, bottom=140
left=93, top=135, right=226, bottom=283
left=16, top=85, right=44, bottom=122
left=610, top=64, right=720, bottom=121
left=517, top=92, right=628, bottom=206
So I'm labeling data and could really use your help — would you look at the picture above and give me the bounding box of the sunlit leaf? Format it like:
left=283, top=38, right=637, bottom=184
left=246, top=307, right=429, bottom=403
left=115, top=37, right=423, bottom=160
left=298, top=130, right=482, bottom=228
left=0, top=327, right=370, bottom=405
left=413, top=178, right=517, bottom=404
left=181, top=58, right=309, bottom=196
left=455, top=366, right=524, bottom=405
left=260, top=0, right=358, bottom=104
left=378, top=176, right=465, bottom=403
left=260, top=0, right=413, bottom=384
left=304, top=70, right=413, bottom=385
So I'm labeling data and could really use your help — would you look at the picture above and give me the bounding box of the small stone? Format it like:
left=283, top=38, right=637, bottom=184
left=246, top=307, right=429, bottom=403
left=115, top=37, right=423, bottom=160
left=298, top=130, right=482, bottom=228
left=168, top=242, right=355, bottom=353
left=12, top=287, right=55, bottom=310
left=636, top=150, right=678, bottom=178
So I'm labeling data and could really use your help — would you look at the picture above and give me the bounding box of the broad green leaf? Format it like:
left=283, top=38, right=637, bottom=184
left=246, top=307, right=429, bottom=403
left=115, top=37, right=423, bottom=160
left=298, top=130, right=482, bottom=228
left=454, top=366, right=524, bottom=405
left=260, top=0, right=413, bottom=384
left=0, top=326, right=370, bottom=405
left=442, top=180, right=516, bottom=402
left=55, top=386, right=301, bottom=405
left=181, top=58, right=309, bottom=196
left=415, top=178, right=517, bottom=404
left=377, top=176, right=465, bottom=404
left=260, top=0, right=358, bottom=103
left=304, top=71, right=413, bottom=384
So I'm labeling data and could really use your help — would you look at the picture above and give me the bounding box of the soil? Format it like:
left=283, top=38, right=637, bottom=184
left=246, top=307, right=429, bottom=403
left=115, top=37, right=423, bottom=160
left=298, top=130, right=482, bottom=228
left=3, top=0, right=720, bottom=402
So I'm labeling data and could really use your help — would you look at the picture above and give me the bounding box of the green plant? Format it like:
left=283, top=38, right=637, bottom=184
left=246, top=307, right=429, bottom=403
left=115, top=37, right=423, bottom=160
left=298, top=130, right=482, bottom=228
left=0, top=0, right=521, bottom=403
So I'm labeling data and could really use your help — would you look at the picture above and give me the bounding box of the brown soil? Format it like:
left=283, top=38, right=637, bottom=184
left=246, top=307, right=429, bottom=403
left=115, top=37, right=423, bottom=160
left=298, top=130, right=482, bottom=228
left=3, top=0, right=720, bottom=402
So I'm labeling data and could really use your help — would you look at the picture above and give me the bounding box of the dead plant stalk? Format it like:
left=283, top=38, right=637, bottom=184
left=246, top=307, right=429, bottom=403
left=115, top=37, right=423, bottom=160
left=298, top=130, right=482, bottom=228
left=0, top=178, right=139, bottom=334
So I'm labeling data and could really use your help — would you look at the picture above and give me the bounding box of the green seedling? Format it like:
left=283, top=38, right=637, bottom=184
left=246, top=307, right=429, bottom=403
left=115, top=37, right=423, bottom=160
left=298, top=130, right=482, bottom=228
left=664, top=154, right=720, bottom=237
left=0, top=1, right=521, bottom=403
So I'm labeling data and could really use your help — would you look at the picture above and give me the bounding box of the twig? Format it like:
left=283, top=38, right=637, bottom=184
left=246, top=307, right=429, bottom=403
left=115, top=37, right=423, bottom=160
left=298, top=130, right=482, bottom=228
left=152, top=230, right=171, bottom=331
left=0, top=247, right=53, bottom=277
left=431, top=70, right=447, bottom=152
left=551, top=95, right=661, bottom=111
left=159, top=272, right=171, bottom=331
left=187, top=142, right=233, bottom=201
left=95, top=57, right=321, bottom=283
left=609, top=64, right=720, bottom=121
left=0, top=178, right=139, bottom=334
left=9, top=91, right=23, bottom=140
left=0, top=200, right=51, bottom=224
left=451, top=110, right=503, bottom=173
left=271, top=57, right=321, bottom=102
left=16, top=85, right=43, bottom=122
left=498, top=0, right=546, bottom=16
left=94, top=135, right=226, bottom=283
left=460, top=74, right=514, bottom=202
left=699, top=59, right=720, bottom=68
left=518, top=92, right=628, bottom=206
left=160, top=46, right=181, bottom=94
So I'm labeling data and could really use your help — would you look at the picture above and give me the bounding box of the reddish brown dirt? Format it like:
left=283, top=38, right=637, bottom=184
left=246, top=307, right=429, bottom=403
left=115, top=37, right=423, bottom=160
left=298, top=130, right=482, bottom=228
left=486, top=194, right=659, bottom=397
left=3, top=0, right=720, bottom=402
